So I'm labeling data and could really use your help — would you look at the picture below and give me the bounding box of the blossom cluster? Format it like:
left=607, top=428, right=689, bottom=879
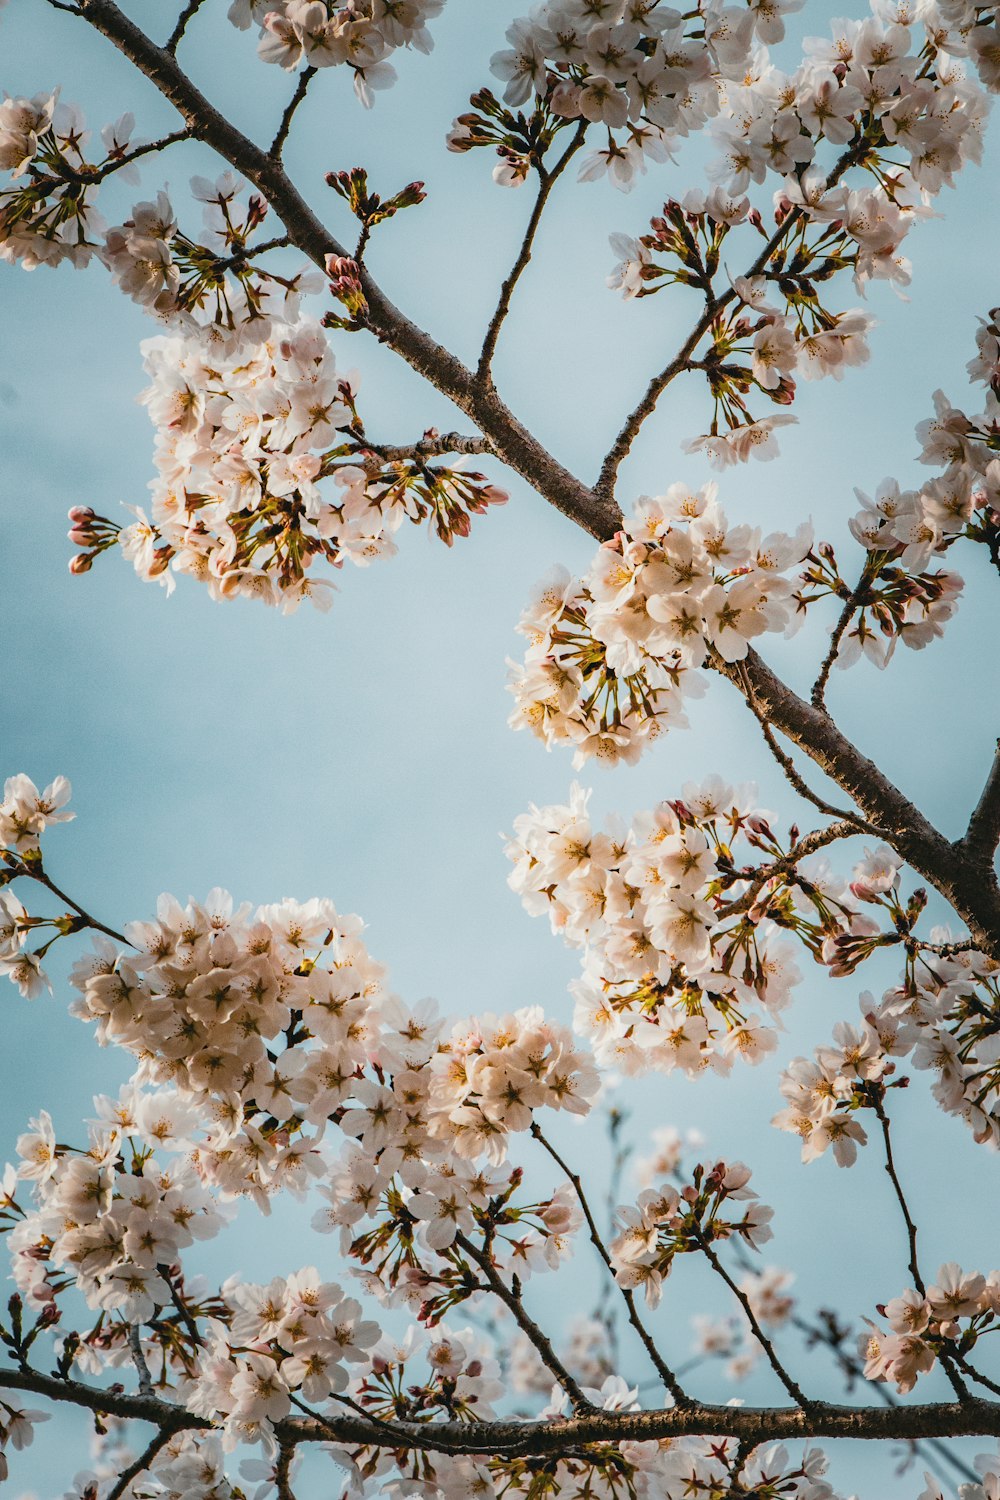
left=776, top=942, right=1000, bottom=1161
left=228, top=0, right=445, bottom=105
left=609, top=1158, right=774, bottom=1308
left=77, top=316, right=504, bottom=609
left=471, top=0, right=803, bottom=191
left=509, top=483, right=811, bottom=766
left=864, top=1262, right=1000, bottom=1394
left=506, top=779, right=821, bottom=1076
left=461, top=0, right=991, bottom=201
left=181, top=1267, right=380, bottom=1445
left=9, top=1097, right=229, bottom=1330
left=0, top=92, right=104, bottom=270
left=102, top=171, right=321, bottom=324
left=772, top=989, right=915, bottom=1166
left=0, top=96, right=321, bottom=326
left=804, top=309, right=1000, bottom=670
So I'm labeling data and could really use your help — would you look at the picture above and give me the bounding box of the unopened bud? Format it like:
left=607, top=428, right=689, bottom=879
left=69, top=553, right=93, bottom=574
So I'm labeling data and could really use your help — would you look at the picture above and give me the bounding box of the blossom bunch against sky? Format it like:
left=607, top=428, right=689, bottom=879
left=2, top=0, right=1000, bottom=1495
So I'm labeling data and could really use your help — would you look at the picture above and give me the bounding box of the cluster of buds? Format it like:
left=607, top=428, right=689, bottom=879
left=326, top=167, right=426, bottom=243
left=66, top=506, right=122, bottom=576
left=446, top=87, right=574, bottom=187
left=323, top=252, right=368, bottom=327
left=799, top=537, right=964, bottom=672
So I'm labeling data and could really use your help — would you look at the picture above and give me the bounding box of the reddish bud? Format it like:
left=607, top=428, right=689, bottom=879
left=69, top=553, right=93, bottom=574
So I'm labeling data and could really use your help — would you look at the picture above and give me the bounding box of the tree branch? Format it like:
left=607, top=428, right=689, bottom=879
left=106, top=1426, right=173, bottom=1500
left=72, top=0, right=618, bottom=541
left=347, top=432, right=496, bottom=467
left=164, top=0, right=206, bottom=54
left=454, top=1232, right=595, bottom=1414
left=714, top=819, right=860, bottom=919
left=693, top=1230, right=812, bottom=1409
left=19, top=866, right=128, bottom=946
left=6, top=1364, right=1000, bottom=1453
left=274, top=1442, right=296, bottom=1500
left=530, top=1122, right=690, bottom=1407
left=594, top=140, right=869, bottom=502
left=477, top=122, right=588, bottom=382
left=871, top=1095, right=971, bottom=1404
left=715, top=646, right=1000, bottom=959
left=811, top=596, right=862, bottom=713
left=961, top=739, right=1000, bottom=871
left=270, top=66, right=317, bottom=160
left=128, top=1326, right=155, bottom=1398
left=732, top=658, right=878, bottom=832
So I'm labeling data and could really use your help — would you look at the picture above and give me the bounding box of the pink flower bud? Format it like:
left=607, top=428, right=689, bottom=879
left=68, top=506, right=95, bottom=524
left=69, top=553, right=93, bottom=574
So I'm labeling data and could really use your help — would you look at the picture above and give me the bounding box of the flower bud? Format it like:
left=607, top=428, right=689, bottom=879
left=69, top=553, right=93, bottom=574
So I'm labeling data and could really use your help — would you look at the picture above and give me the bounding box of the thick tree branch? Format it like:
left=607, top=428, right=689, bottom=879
left=715, top=647, right=1000, bottom=959
left=72, top=0, right=618, bottom=541
left=6, top=1365, right=1000, bottom=1453
left=961, top=739, right=1000, bottom=871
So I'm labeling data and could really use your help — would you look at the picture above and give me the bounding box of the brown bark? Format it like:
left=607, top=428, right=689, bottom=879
left=5, top=1365, right=1000, bottom=1455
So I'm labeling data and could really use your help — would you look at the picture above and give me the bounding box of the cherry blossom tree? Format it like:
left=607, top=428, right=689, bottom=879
left=3, top=0, right=1000, bottom=1496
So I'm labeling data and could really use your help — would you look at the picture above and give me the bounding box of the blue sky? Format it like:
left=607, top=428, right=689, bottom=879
left=2, top=1, right=1000, bottom=1494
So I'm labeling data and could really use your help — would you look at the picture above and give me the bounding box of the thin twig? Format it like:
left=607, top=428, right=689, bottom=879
left=346, top=432, right=495, bottom=468
left=871, top=1094, right=971, bottom=1403
left=128, top=1326, right=155, bottom=1398
left=98, top=127, right=193, bottom=181
left=478, top=122, right=588, bottom=382
left=595, top=139, right=869, bottom=501
left=270, top=67, right=317, bottom=159
left=455, top=1231, right=595, bottom=1413
left=165, top=0, right=207, bottom=53
left=23, top=867, right=129, bottom=946
left=811, top=594, right=861, bottom=712
left=530, top=1123, right=691, bottom=1407
left=714, top=819, right=860, bottom=919
left=693, top=1229, right=811, bottom=1409
left=290, top=1392, right=503, bottom=1458
left=106, top=1427, right=173, bottom=1500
